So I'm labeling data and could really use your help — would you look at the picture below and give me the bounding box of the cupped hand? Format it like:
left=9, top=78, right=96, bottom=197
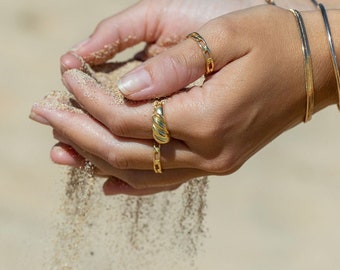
left=61, top=0, right=264, bottom=71
left=32, top=6, right=338, bottom=196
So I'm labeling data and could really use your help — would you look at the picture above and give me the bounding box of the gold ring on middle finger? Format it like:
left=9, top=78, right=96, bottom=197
left=152, top=100, right=170, bottom=144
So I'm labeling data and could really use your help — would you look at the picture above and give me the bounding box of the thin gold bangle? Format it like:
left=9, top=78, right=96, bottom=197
left=318, top=3, right=340, bottom=110
left=265, top=1, right=319, bottom=8
left=290, top=9, right=315, bottom=122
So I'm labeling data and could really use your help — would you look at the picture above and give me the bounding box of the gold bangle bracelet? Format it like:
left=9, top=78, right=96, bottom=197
left=318, top=3, right=340, bottom=110
left=290, top=9, right=315, bottom=122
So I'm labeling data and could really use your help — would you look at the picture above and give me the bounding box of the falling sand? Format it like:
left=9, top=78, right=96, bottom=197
left=41, top=60, right=208, bottom=270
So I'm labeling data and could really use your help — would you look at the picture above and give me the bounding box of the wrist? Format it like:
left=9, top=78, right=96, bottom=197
left=268, top=0, right=340, bottom=10
left=301, top=9, right=339, bottom=112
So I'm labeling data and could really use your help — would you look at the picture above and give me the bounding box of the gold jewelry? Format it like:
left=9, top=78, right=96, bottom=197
left=187, top=32, right=215, bottom=75
left=152, top=100, right=169, bottom=173
left=152, top=100, right=170, bottom=144
left=265, top=1, right=319, bottom=8
left=290, top=9, right=315, bottom=122
left=153, top=143, right=162, bottom=173
left=318, top=3, right=340, bottom=110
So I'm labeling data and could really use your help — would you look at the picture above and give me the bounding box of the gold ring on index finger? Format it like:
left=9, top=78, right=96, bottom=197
left=187, top=32, right=215, bottom=75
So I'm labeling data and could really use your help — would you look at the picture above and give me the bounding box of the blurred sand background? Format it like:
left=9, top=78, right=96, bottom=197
left=1, top=0, right=340, bottom=269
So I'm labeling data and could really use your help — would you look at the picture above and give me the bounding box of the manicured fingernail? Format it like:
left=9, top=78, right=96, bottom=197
left=71, top=38, right=90, bottom=51
left=117, top=68, right=151, bottom=96
left=60, top=52, right=83, bottom=73
left=29, top=110, right=50, bottom=125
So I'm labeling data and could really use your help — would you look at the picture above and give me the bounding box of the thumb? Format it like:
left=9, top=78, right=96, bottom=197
left=117, top=19, right=244, bottom=100
left=60, top=1, right=151, bottom=72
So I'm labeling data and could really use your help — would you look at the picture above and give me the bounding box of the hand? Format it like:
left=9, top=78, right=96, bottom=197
left=60, top=0, right=265, bottom=71
left=60, top=0, right=327, bottom=75
left=31, top=5, right=339, bottom=196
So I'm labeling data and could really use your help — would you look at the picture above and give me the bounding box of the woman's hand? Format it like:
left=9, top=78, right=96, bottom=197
left=60, top=0, right=327, bottom=74
left=60, top=0, right=266, bottom=72
left=31, top=6, right=339, bottom=196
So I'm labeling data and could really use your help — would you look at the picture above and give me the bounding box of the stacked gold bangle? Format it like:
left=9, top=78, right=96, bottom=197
left=268, top=1, right=340, bottom=119
left=152, top=100, right=170, bottom=173
left=187, top=32, right=215, bottom=75
left=290, top=9, right=315, bottom=122
left=265, top=0, right=319, bottom=7
left=318, top=3, right=340, bottom=110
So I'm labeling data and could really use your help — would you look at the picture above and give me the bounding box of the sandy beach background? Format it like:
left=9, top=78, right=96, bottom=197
left=1, top=0, right=340, bottom=269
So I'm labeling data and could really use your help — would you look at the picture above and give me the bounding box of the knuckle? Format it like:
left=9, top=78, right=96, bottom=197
left=195, top=118, right=221, bottom=142
left=202, top=153, right=239, bottom=174
left=108, top=117, right=131, bottom=137
left=95, top=17, right=112, bottom=32
left=210, top=15, right=238, bottom=39
left=159, top=53, right=194, bottom=86
left=107, top=150, right=129, bottom=170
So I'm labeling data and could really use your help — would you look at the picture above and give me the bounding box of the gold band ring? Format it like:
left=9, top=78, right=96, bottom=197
left=152, top=100, right=170, bottom=144
left=153, top=143, right=162, bottom=173
left=152, top=100, right=170, bottom=174
left=187, top=32, right=215, bottom=75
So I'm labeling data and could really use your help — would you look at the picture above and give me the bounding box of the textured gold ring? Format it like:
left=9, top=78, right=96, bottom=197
left=187, top=32, right=215, bottom=75
left=152, top=100, right=170, bottom=174
left=152, top=100, right=170, bottom=144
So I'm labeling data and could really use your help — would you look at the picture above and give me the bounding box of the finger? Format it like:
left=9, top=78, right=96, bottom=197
left=60, top=139, right=208, bottom=189
left=50, top=135, right=109, bottom=176
left=103, top=177, right=181, bottom=196
left=110, top=168, right=208, bottom=189
left=50, top=142, right=84, bottom=167
left=61, top=68, right=208, bottom=141
left=49, top=143, right=188, bottom=195
left=62, top=68, right=152, bottom=139
left=32, top=103, right=202, bottom=170
left=116, top=16, right=250, bottom=100
left=61, top=1, right=156, bottom=71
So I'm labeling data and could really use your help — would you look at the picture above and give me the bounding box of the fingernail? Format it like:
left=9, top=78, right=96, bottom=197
left=60, top=52, right=83, bottom=73
left=117, top=68, right=151, bottom=96
left=71, top=38, right=90, bottom=51
left=29, top=110, right=50, bottom=125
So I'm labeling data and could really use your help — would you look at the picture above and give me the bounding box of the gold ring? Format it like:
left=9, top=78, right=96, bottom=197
left=152, top=100, right=170, bottom=144
left=187, top=32, right=214, bottom=75
left=153, top=143, right=162, bottom=173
